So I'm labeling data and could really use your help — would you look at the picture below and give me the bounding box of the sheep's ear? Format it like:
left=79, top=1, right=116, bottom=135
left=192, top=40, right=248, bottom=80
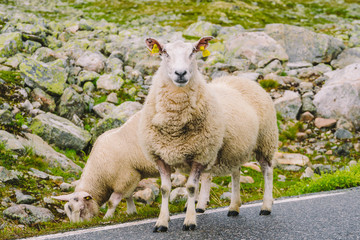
left=194, top=36, right=214, bottom=52
left=52, top=193, right=75, bottom=202
left=145, top=38, right=163, bottom=55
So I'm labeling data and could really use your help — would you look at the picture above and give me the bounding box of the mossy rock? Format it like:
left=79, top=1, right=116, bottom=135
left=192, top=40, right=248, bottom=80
left=30, top=113, right=91, bottom=151
left=0, top=32, right=23, bottom=57
left=184, top=21, right=221, bottom=38
left=91, top=101, right=142, bottom=140
left=19, top=58, right=67, bottom=96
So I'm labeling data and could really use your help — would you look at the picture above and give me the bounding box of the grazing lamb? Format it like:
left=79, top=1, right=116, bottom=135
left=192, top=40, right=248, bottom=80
left=52, top=112, right=159, bottom=222
left=139, top=37, right=278, bottom=232
left=52, top=111, right=212, bottom=222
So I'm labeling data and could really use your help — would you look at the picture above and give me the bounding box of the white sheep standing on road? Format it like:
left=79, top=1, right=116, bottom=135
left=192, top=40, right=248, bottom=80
left=139, top=37, right=278, bottom=232
left=52, top=112, right=159, bottom=222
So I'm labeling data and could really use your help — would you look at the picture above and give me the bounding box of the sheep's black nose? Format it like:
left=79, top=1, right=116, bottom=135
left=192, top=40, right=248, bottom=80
left=175, top=70, right=187, bottom=77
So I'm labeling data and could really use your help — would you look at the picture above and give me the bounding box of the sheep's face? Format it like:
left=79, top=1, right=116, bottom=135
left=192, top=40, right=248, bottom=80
left=52, top=191, right=99, bottom=223
left=146, top=37, right=214, bottom=87
left=162, top=41, right=194, bottom=87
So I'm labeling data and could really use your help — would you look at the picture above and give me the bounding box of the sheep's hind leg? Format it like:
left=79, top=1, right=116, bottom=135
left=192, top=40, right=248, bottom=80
left=228, top=168, right=241, bottom=217
left=153, top=159, right=172, bottom=232
left=125, top=196, right=137, bottom=214
left=196, top=172, right=212, bottom=213
left=104, top=192, right=123, bottom=219
left=183, top=162, right=204, bottom=231
left=258, top=156, right=273, bottom=215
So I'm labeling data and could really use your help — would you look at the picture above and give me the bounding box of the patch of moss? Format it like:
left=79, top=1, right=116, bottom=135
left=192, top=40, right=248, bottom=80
left=259, top=79, right=279, bottom=92
left=53, top=147, right=87, bottom=168
left=279, top=121, right=304, bottom=142
left=60, top=0, right=360, bottom=31
left=0, top=71, right=22, bottom=85
left=285, top=163, right=360, bottom=195
left=93, top=95, right=107, bottom=105
left=116, top=80, right=140, bottom=104
left=0, top=143, right=17, bottom=169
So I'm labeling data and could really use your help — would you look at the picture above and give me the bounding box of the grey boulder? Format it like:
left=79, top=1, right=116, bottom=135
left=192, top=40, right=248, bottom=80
left=225, top=32, right=288, bottom=68
left=274, top=91, right=302, bottom=119
left=0, top=130, right=25, bottom=154
left=91, top=101, right=142, bottom=139
left=331, top=47, right=360, bottom=69
left=3, top=204, right=54, bottom=225
left=265, top=24, right=344, bottom=64
left=313, top=63, right=360, bottom=129
left=29, top=113, right=91, bottom=151
left=18, top=133, right=82, bottom=172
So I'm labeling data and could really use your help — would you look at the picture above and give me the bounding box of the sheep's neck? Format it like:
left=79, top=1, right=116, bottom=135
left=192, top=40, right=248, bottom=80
left=153, top=78, right=207, bottom=137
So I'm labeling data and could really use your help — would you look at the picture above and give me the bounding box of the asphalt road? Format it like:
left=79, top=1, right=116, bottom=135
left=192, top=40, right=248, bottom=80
left=26, top=187, right=360, bottom=240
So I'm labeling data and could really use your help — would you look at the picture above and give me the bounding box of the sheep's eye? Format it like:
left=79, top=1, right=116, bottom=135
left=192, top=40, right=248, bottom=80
left=84, top=196, right=92, bottom=201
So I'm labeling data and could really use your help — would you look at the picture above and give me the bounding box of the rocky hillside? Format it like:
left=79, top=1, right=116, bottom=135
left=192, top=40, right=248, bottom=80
left=0, top=0, right=359, bottom=236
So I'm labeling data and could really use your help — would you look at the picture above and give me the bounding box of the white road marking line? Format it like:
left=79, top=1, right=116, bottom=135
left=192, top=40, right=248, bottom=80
left=22, top=191, right=346, bottom=240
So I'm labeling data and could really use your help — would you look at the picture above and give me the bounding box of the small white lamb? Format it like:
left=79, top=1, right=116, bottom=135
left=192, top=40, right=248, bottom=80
left=52, top=111, right=213, bottom=222
left=52, top=112, right=159, bottom=222
left=139, top=37, right=278, bottom=232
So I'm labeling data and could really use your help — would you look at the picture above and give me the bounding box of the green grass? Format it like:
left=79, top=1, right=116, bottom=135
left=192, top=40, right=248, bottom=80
left=0, top=143, right=18, bottom=169
left=53, top=147, right=87, bottom=169
left=0, top=71, right=22, bottom=85
left=67, top=0, right=360, bottom=30
left=279, top=121, right=304, bottom=143
left=93, top=95, right=107, bottom=106
left=14, top=113, right=26, bottom=128
left=285, top=163, right=360, bottom=195
left=4, top=0, right=359, bottom=31
left=259, top=79, right=280, bottom=92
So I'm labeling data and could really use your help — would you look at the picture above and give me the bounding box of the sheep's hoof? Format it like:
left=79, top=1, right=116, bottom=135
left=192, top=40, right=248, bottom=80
left=182, top=224, right=196, bottom=231
left=227, top=211, right=239, bottom=217
left=196, top=208, right=205, bottom=213
left=183, top=207, right=187, bottom=212
left=259, top=210, right=271, bottom=215
left=153, top=226, right=168, bottom=232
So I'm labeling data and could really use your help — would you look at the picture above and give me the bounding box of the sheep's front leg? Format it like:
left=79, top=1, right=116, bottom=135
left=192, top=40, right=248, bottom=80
left=154, top=159, right=172, bottom=232
left=228, top=168, right=241, bottom=216
left=196, top=172, right=212, bottom=213
left=183, top=162, right=204, bottom=231
left=259, top=158, right=273, bottom=215
left=104, top=192, right=123, bottom=219
left=126, top=196, right=137, bottom=215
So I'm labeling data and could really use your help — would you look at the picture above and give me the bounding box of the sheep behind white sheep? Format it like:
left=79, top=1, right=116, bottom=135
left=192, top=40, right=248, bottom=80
left=139, top=37, right=278, bottom=232
left=52, top=112, right=159, bottom=222
left=52, top=112, right=213, bottom=222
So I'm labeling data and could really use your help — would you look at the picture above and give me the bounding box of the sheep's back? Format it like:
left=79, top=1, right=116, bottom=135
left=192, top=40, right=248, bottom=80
left=77, top=112, right=158, bottom=203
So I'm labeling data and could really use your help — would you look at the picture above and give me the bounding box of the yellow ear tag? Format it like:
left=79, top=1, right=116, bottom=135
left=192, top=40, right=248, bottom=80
left=199, top=46, right=210, bottom=57
left=202, top=49, right=211, bottom=57
left=151, top=44, right=159, bottom=54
